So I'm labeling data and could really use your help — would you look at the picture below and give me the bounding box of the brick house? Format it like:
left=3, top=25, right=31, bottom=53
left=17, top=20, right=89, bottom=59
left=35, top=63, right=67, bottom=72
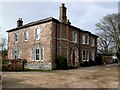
left=7, top=3, right=98, bottom=70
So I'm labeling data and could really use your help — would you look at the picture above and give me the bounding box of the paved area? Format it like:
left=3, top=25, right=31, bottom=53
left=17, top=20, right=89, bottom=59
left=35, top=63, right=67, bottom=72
left=2, top=64, right=119, bottom=88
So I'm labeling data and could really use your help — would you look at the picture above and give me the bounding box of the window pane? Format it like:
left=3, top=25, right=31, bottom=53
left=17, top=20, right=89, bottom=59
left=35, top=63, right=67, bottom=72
left=83, top=51, right=85, bottom=60
left=82, top=35, right=85, bottom=44
left=41, top=48, right=43, bottom=54
left=35, top=27, right=40, bottom=40
left=15, top=33, right=18, bottom=42
left=72, top=31, right=77, bottom=43
left=36, top=49, right=39, bottom=54
left=91, top=52, right=94, bottom=61
left=24, top=30, right=28, bottom=40
left=24, top=32, right=26, bottom=40
left=40, top=48, right=44, bottom=60
left=36, top=55, right=39, bottom=60
left=86, top=51, right=89, bottom=61
left=41, top=55, right=43, bottom=60
left=87, top=36, right=89, bottom=45
left=92, top=38, right=95, bottom=46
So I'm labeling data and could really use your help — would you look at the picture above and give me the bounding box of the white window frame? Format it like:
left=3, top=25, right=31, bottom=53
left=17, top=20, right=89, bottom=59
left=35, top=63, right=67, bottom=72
left=82, top=34, right=85, bottom=44
left=14, top=32, right=18, bottom=43
left=91, top=52, right=95, bottom=61
left=12, top=47, right=19, bottom=59
left=92, top=38, right=95, bottom=46
left=82, top=50, right=89, bottom=61
left=34, top=26, right=40, bottom=40
left=23, top=29, right=28, bottom=41
left=72, top=31, right=77, bottom=43
left=32, top=47, right=44, bottom=61
left=36, top=48, right=40, bottom=61
left=86, top=36, right=89, bottom=45
left=86, top=51, right=89, bottom=61
left=82, top=50, right=86, bottom=61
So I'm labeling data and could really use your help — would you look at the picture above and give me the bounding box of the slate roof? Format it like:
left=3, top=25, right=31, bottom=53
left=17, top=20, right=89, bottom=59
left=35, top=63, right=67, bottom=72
left=6, top=17, right=98, bottom=37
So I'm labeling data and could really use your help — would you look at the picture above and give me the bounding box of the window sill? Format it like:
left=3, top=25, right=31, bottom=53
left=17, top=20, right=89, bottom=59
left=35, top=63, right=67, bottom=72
left=24, top=40, right=28, bottom=42
left=32, top=60, right=43, bottom=62
left=15, top=41, right=18, bottom=43
left=73, top=41, right=77, bottom=43
left=35, top=38, right=40, bottom=41
left=82, top=60, right=86, bottom=62
left=82, top=60, right=89, bottom=62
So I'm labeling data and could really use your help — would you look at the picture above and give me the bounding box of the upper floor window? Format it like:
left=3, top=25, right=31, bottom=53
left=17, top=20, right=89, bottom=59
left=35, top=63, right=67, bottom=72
left=82, top=34, right=85, bottom=44
left=72, top=31, right=77, bottom=43
left=86, top=36, right=89, bottom=45
left=35, top=26, right=40, bottom=40
left=23, top=29, right=28, bottom=41
left=14, top=32, right=18, bottom=43
left=92, top=38, right=95, bottom=46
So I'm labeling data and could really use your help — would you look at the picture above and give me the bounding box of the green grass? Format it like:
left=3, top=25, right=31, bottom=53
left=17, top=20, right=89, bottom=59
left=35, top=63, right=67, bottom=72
left=2, top=66, right=51, bottom=72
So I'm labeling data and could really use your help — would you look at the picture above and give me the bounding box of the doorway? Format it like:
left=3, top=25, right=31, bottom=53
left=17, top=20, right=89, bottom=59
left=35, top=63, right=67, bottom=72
left=71, top=46, right=79, bottom=66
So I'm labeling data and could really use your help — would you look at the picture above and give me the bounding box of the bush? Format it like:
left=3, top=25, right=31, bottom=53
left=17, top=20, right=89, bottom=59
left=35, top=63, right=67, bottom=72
left=56, top=56, right=68, bottom=70
left=116, top=51, right=120, bottom=62
left=89, top=60, right=96, bottom=66
left=2, top=58, right=27, bottom=71
left=80, top=61, right=90, bottom=67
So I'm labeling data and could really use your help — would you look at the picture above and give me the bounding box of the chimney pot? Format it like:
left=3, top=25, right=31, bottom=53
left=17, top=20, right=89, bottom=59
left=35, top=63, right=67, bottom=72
left=19, top=18, right=22, bottom=21
left=61, top=3, right=65, bottom=6
left=67, top=19, right=71, bottom=25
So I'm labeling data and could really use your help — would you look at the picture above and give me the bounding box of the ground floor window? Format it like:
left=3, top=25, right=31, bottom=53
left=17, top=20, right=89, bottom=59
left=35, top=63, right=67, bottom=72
left=82, top=50, right=89, bottom=61
left=86, top=51, right=89, bottom=61
left=12, top=47, right=19, bottom=59
left=82, top=51, right=86, bottom=61
left=91, top=52, right=95, bottom=61
left=32, top=47, right=44, bottom=61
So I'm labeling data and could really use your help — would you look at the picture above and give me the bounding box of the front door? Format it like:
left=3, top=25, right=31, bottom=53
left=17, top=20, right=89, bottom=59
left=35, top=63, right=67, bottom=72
left=71, top=46, right=79, bottom=66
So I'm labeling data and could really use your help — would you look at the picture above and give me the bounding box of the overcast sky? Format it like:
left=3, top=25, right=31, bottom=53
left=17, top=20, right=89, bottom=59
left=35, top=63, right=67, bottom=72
left=0, top=1, right=118, bottom=39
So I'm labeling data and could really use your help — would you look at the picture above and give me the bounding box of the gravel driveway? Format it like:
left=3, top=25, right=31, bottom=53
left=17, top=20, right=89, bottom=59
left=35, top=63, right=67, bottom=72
left=2, top=64, right=119, bottom=88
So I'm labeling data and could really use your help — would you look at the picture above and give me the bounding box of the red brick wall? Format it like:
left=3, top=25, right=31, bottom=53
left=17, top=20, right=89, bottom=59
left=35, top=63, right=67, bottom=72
left=51, top=22, right=97, bottom=68
left=8, top=21, right=53, bottom=70
left=8, top=20, right=97, bottom=70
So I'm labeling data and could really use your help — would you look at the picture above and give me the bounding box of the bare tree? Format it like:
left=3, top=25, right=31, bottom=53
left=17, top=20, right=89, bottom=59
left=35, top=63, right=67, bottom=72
left=0, top=37, right=7, bottom=51
left=96, top=13, right=120, bottom=52
left=97, top=32, right=113, bottom=52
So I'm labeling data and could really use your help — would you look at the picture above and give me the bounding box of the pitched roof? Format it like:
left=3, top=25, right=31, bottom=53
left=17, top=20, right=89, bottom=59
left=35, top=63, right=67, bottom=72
left=6, top=17, right=59, bottom=32
left=6, top=17, right=98, bottom=37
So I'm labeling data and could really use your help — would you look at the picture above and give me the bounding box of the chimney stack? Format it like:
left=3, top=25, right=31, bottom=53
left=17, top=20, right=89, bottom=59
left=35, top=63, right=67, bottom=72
left=17, top=18, right=23, bottom=27
left=59, top=3, right=67, bottom=23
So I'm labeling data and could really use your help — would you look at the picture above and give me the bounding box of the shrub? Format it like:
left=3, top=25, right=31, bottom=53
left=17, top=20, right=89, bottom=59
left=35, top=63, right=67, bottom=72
left=80, top=61, right=90, bottom=67
left=2, top=58, right=27, bottom=71
left=56, top=56, right=68, bottom=70
left=116, top=51, right=120, bottom=62
left=89, top=60, right=96, bottom=66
